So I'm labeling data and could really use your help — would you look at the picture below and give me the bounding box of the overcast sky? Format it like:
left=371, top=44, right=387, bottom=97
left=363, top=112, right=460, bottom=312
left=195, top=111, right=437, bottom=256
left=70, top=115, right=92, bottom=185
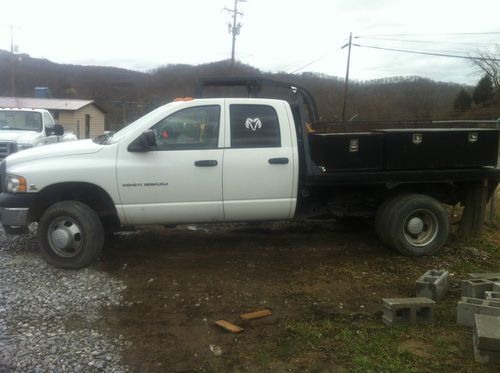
left=2, top=0, right=499, bottom=85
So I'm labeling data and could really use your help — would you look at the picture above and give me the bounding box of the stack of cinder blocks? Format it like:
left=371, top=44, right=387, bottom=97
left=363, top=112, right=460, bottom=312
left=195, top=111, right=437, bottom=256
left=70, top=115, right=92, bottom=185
left=456, top=273, right=500, bottom=363
left=382, top=269, right=449, bottom=326
left=457, top=276, right=500, bottom=327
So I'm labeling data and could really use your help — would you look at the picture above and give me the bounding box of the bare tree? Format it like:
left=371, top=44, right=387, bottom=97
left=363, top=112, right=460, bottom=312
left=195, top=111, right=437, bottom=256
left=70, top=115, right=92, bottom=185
left=470, top=46, right=500, bottom=91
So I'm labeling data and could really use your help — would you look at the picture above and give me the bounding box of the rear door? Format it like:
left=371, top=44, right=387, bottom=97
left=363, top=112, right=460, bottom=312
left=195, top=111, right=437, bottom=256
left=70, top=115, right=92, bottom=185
left=222, top=100, right=295, bottom=221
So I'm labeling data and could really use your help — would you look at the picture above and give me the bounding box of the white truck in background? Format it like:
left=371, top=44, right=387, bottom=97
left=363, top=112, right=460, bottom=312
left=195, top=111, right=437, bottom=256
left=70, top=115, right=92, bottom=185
left=0, top=108, right=76, bottom=160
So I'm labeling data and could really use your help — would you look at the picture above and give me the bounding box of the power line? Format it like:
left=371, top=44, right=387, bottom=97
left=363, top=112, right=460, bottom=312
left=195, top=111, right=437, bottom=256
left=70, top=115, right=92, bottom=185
left=356, top=36, right=494, bottom=47
left=353, top=43, right=500, bottom=61
left=283, top=38, right=347, bottom=73
left=288, top=50, right=337, bottom=74
left=356, top=31, right=500, bottom=37
left=364, top=44, right=474, bottom=55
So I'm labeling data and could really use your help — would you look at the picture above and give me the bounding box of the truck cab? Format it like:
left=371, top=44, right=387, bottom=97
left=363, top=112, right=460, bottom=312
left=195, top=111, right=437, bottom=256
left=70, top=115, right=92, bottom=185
left=116, top=98, right=299, bottom=225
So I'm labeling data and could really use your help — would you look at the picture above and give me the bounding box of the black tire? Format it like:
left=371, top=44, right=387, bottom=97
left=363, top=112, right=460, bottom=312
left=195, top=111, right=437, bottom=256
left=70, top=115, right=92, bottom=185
left=383, top=194, right=449, bottom=256
left=375, top=194, right=409, bottom=246
left=38, top=201, right=104, bottom=269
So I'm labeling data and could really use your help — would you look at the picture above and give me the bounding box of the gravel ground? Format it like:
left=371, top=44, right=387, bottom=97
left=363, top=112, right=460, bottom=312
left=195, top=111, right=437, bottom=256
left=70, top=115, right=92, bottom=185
left=0, top=228, right=127, bottom=372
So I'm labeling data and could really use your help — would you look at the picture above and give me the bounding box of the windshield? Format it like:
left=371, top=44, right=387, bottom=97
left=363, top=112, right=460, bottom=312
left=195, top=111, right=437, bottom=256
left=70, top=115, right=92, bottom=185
left=0, top=111, right=43, bottom=132
left=106, top=104, right=175, bottom=144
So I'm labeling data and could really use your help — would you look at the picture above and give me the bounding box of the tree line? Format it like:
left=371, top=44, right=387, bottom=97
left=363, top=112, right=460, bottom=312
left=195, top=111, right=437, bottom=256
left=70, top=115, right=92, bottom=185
left=0, top=49, right=497, bottom=130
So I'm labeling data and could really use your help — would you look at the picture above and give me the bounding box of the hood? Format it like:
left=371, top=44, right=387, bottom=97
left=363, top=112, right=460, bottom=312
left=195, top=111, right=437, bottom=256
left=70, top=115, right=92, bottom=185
left=0, top=130, right=40, bottom=143
left=6, top=139, right=104, bottom=166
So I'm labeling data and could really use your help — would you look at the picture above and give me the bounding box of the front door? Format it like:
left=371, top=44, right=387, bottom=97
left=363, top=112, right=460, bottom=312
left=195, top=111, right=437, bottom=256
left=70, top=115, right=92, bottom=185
left=116, top=102, right=225, bottom=225
left=222, top=100, right=295, bottom=221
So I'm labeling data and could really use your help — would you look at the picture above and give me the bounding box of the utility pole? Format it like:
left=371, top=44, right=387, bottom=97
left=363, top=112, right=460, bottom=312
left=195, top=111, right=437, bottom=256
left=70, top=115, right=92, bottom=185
left=224, top=0, right=245, bottom=70
left=341, top=32, right=353, bottom=122
left=10, top=25, right=16, bottom=97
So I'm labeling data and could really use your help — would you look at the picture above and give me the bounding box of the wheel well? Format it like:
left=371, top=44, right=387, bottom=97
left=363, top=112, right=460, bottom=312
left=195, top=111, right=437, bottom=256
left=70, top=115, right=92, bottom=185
left=380, top=182, right=458, bottom=206
left=28, top=182, right=120, bottom=229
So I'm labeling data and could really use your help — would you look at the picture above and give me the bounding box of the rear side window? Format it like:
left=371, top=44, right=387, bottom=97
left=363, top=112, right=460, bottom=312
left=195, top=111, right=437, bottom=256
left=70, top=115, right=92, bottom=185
left=230, top=104, right=281, bottom=148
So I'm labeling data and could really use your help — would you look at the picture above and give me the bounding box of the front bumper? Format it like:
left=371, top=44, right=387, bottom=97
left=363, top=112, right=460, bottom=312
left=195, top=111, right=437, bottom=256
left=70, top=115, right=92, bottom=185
left=0, top=192, right=36, bottom=227
left=0, top=207, right=28, bottom=226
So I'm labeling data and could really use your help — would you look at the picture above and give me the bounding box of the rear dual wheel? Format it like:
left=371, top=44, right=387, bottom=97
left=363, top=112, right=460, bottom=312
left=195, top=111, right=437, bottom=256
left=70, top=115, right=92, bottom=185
left=375, top=194, right=449, bottom=256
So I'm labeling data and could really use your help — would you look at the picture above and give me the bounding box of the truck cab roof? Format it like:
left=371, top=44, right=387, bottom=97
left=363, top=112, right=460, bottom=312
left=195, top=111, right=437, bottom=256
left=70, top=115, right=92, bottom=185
left=0, top=108, right=51, bottom=114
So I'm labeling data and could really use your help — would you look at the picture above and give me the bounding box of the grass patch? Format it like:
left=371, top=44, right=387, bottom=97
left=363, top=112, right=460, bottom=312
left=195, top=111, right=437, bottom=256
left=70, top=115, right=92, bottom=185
left=334, top=327, right=421, bottom=373
left=286, top=319, right=335, bottom=346
left=252, top=319, right=491, bottom=372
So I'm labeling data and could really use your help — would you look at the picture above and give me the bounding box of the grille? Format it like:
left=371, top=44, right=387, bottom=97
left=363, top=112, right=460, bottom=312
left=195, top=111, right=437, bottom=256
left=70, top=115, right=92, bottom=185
left=0, top=159, right=5, bottom=193
left=0, top=142, right=17, bottom=160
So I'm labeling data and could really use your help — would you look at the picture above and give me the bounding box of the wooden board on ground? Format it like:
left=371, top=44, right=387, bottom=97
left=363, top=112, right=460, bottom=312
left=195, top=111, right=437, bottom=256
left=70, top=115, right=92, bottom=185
left=240, top=309, right=272, bottom=320
left=214, top=320, right=244, bottom=333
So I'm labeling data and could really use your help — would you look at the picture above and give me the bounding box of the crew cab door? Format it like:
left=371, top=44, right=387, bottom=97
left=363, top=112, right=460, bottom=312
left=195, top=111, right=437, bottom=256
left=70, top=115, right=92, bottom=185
left=116, top=102, right=225, bottom=225
left=222, top=100, right=296, bottom=221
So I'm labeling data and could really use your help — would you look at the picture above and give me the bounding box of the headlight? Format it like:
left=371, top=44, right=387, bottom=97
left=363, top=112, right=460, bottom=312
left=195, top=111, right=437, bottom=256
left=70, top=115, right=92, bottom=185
left=16, top=143, right=33, bottom=152
left=5, top=174, right=27, bottom=193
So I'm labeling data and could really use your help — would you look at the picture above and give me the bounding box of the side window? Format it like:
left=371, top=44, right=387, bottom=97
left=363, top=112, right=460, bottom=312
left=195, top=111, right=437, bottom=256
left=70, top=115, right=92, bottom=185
left=151, top=106, right=220, bottom=150
left=43, top=112, right=54, bottom=127
left=230, top=104, right=281, bottom=148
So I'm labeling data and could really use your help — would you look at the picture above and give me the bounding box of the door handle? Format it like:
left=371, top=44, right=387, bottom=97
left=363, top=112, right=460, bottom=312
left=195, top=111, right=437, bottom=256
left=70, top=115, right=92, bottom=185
left=194, top=160, right=218, bottom=167
left=268, top=157, right=289, bottom=165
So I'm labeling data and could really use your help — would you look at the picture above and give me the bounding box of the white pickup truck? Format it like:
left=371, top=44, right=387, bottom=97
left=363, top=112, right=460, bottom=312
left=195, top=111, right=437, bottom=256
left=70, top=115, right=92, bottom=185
left=0, top=108, right=75, bottom=160
left=0, top=78, right=499, bottom=269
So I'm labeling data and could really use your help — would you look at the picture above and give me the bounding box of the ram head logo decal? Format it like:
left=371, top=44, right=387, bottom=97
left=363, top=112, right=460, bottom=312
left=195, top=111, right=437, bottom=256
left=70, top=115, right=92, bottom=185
left=245, top=117, right=262, bottom=131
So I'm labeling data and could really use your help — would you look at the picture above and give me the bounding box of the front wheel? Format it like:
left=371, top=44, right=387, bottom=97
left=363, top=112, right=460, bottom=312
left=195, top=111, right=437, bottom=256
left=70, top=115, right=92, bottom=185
left=379, top=194, right=449, bottom=256
left=38, top=201, right=104, bottom=269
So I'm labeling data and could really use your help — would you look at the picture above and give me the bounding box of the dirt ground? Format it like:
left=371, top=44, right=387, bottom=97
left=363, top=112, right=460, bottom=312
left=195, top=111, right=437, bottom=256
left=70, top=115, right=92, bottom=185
left=95, top=196, right=500, bottom=373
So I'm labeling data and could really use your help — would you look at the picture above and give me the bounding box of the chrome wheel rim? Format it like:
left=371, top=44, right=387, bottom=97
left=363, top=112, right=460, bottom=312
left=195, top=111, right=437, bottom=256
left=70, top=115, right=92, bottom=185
left=403, top=209, right=438, bottom=247
left=47, top=217, right=83, bottom=258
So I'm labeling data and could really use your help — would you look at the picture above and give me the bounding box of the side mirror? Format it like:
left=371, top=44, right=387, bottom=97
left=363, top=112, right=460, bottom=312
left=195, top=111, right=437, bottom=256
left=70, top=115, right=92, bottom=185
left=127, top=130, right=157, bottom=152
left=54, top=124, right=64, bottom=136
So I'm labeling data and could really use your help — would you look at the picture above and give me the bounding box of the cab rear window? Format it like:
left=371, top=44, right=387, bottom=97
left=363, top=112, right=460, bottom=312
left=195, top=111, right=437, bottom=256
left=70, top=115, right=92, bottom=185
left=229, top=104, right=281, bottom=148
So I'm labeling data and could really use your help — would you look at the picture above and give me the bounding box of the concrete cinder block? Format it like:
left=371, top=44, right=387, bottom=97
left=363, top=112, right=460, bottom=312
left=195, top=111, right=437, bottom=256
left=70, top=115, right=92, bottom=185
left=473, top=314, right=500, bottom=363
left=474, top=346, right=500, bottom=364
left=382, top=297, right=435, bottom=325
left=468, top=273, right=500, bottom=279
left=416, top=269, right=449, bottom=301
left=485, top=291, right=500, bottom=300
left=461, top=277, right=500, bottom=299
left=474, top=314, right=500, bottom=351
left=457, top=297, right=500, bottom=327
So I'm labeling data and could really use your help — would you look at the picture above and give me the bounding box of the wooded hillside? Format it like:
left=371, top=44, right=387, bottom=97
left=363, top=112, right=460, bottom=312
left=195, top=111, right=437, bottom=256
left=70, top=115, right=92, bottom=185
left=0, top=49, right=497, bottom=130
